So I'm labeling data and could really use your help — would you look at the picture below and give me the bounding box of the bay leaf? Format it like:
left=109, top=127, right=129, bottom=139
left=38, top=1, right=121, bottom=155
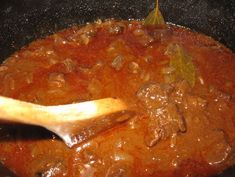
left=144, top=0, right=165, bottom=25
left=165, top=44, right=196, bottom=87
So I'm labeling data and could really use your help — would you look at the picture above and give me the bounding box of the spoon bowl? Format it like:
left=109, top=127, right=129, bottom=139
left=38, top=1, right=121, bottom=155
left=0, top=96, right=131, bottom=147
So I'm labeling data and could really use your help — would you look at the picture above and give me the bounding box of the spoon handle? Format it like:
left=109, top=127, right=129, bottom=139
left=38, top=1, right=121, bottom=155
left=0, top=96, right=128, bottom=126
left=0, top=95, right=50, bottom=126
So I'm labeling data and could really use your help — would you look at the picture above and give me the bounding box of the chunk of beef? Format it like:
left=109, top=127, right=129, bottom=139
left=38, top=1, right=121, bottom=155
left=169, top=80, right=191, bottom=104
left=137, top=82, right=173, bottom=109
left=170, top=80, right=207, bottom=111
left=183, top=95, right=207, bottom=110
left=137, top=82, right=186, bottom=147
left=145, top=103, right=186, bottom=147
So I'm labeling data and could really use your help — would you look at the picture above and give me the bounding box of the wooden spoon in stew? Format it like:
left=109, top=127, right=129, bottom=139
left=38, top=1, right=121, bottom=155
left=0, top=96, right=132, bottom=147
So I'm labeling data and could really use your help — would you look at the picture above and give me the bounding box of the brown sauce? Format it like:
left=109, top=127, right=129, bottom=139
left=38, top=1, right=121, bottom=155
left=0, top=20, right=235, bottom=177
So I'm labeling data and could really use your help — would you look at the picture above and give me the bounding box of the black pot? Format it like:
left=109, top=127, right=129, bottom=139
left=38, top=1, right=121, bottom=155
left=0, top=0, right=234, bottom=176
left=0, top=0, right=234, bottom=62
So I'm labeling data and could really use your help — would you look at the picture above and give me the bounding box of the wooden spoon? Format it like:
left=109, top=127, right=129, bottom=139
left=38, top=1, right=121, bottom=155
left=0, top=96, right=132, bottom=147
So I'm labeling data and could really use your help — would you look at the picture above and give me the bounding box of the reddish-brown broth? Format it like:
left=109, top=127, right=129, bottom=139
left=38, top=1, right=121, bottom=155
left=0, top=20, right=235, bottom=177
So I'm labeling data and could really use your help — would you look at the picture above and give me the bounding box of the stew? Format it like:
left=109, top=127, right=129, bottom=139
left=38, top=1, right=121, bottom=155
left=0, top=19, right=235, bottom=177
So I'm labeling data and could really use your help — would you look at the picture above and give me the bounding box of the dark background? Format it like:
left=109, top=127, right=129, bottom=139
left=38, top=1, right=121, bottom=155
left=0, top=0, right=234, bottom=176
left=0, top=0, right=234, bottom=61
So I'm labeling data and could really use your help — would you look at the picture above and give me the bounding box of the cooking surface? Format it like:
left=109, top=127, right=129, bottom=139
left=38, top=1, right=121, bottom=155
left=0, top=20, right=235, bottom=177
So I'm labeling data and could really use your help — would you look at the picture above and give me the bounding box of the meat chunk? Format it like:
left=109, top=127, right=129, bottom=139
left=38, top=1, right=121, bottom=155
left=170, top=80, right=207, bottom=111
left=183, top=95, right=207, bottom=110
left=170, top=80, right=191, bottom=104
left=137, top=82, right=186, bottom=147
left=145, top=103, right=186, bottom=147
left=137, top=82, right=172, bottom=109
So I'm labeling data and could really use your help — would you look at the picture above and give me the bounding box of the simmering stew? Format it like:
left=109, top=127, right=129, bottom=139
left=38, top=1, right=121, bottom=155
left=0, top=20, right=235, bottom=177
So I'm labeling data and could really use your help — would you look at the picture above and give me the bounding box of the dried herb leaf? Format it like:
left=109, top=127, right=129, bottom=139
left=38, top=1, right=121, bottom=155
left=144, top=0, right=165, bottom=25
left=165, top=44, right=196, bottom=87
